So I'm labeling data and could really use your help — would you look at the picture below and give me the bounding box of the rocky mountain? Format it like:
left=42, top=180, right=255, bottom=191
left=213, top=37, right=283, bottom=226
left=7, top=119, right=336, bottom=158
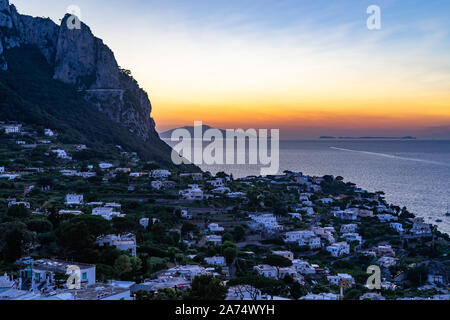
left=0, top=0, right=192, bottom=169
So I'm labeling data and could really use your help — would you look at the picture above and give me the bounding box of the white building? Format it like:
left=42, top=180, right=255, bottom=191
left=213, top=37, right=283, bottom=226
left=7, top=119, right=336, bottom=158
left=99, top=163, right=113, bottom=169
left=208, top=178, right=224, bottom=188
left=390, top=223, right=404, bottom=233
left=326, top=242, right=350, bottom=257
left=65, top=194, right=83, bottom=205
left=92, top=207, right=124, bottom=220
left=292, top=259, right=316, bottom=275
left=377, top=256, right=398, bottom=268
left=206, top=235, right=222, bottom=245
left=340, top=224, right=358, bottom=234
left=151, top=169, right=171, bottom=179
left=151, top=180, right=163, bottom=190
left=284, top=230, right=321, bottom=249
left=164, top=265, right=206, bottom=280
left=204, top=256, right=226, bottom=267
left=208, top=223, right=224, bottom=233
left=327, top=273, right=355, bottom=287
left=301, top=293, right=340, bottom=300
left=3, top=125, right=21, bottom=134
left=140, top=218, right=149, bottom=229
left=44, top=129, right=55, bottom=137
left=341, top=233, right=362, bottom=244
left=179, top=184, right=204, bottom=201
left=253, top=265, right=278, bottom=279
left=96, top=234, right=137, bottom=256
left=377, top=214, right=397, bottom=222
left=333, top=208, right=359, bottom=220
left=52, top=149, right=70, bottom=159
left=249, top=213, right=283, bottom=232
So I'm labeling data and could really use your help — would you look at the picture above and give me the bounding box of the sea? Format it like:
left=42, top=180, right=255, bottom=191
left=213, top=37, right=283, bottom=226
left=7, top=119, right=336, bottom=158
left=164, top=139, right=450, bottom=235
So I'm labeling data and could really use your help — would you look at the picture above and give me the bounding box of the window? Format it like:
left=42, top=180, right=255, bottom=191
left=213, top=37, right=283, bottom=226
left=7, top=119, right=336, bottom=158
left=82, top=272, right=87, bottom=280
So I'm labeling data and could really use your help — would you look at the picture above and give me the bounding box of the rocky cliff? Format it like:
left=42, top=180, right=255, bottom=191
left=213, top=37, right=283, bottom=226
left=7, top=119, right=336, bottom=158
left=0, top=0, right=158, bottom=142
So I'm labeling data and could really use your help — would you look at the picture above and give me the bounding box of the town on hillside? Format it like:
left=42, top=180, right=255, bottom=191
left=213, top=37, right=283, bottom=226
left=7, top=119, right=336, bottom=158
left=0, top=122, right=449, bottom=301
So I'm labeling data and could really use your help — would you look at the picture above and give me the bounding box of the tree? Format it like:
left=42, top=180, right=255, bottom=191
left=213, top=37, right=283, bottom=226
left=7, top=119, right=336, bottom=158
left=27, top=219, right=53, bottom=233
left=407, top=265, right=429, bottom=286
left=186, top=275, right=228, bottom=300
left=7, top=204, right=30, bottom=219
left=233, top=226, right=245, bottom=242
left=223, top=247, right=237, bottom=264
left=114, top=255, right=132, bottom=276
left=264, top=254, right=292, bottom=268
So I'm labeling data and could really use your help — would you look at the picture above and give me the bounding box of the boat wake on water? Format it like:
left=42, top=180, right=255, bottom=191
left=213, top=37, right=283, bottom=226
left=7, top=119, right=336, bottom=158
left=329, top=147, right=450, bottom=167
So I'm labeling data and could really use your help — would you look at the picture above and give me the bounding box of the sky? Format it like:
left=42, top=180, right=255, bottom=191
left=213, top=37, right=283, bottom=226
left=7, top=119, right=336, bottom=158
left=10, top=0, right=450, bottom=138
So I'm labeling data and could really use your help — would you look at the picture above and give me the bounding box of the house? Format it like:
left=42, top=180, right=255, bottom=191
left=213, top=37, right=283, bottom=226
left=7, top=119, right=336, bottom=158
left=284, top=230, right=321, bottom=249
left=312, top=227, right=335, bottom=243
left=377, top=256, right=398, bottom=268
left=181, top=209, right=193, bottom=220
left=58, top=210, right=83, bottom=216
left=151, top=169, right=171, bottom=179
left=253, top=265, right=278, bottom=279
left=208, top=223, right=224, bottom=233
left=99, top=163, right=113, bottom=169
left=292, top=259, right=316, bottom=275
left=272, top=251, right=294, bottom=261
left=360, top=292, right=385, bottom=300
left=204, top=256, right=226, bottom=267
left=115, top=168, right=131, bottom=173
left=179, top=184, right=204, bottom=201
left=327, top=273, right=354, bottom=287
left=0, top=166, right=4, bottom=174
left=140, top=218, right=149, bottom=229
left=8, top=200, right=31, bottom=208
left=326, top=242, right=350, bottom=257
left=44, top=129, right=54, bottom=137
left=340, top=224, right=358, bottom=234
left=376, top=245, right=395, bottom=257
left=96, top=234, right=137, bottom=256
left=211, top=187, right=231, bottom=194
left=164, top=265, right=207, bottom=280
left=249, top=213, right=283, bottom=232
left=162, top=181, right=176, bottom=189
left=65, top=194, right=83, bottom=205
left=92, top=207, right=124, bottom=220
left=333, top=208, right=359, bottom=220
left=377, top=214, right=397, bottom=223
left=3, top=125, right=21, bottom=134
left=21, top=259, right=96, bottom=292
left=65, top=281, right=133, bottom=300
left=358, top=209, right=374, bottom=217
left=151, top=180, right=163, bottom=190
left=52, top=149, right=70, bottom=159
left=179, top=173, right=203, bottom=180
left=341, top=233, right=362, bottom=244
left=320, top=198, right=334, bottom=204
left=410, top=218, right=432, bottom=236
left=208, top=178, right=224, bottom=188
left=132, top=277, right=191, bottom=294
left=227, top=192, right=246, bottom=199
left=206, top=235, right=222, bottom=245
left=300, top=293, right=340, bottom=300
left=390, top=223, right=404, bottom=233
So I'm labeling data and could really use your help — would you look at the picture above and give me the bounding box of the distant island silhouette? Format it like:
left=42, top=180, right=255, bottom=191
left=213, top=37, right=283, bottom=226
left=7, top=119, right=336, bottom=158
left=319, top=136, right=417, bottom=140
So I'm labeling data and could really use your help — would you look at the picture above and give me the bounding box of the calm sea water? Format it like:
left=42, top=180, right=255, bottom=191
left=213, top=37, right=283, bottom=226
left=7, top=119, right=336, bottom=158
left=165, top=139, right=450, bottom=234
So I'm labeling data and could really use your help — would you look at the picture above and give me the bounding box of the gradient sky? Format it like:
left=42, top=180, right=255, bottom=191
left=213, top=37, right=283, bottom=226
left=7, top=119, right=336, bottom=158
left=11, top=0, right=450, bottom=138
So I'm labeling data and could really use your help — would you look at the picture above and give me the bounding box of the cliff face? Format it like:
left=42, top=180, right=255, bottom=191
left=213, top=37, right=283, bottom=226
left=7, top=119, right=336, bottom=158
left=0, top=0, right=158, bottom=142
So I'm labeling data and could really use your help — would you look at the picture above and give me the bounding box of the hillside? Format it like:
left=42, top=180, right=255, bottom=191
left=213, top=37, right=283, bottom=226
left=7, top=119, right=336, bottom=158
left=0, top=0, right=195, bottom=170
